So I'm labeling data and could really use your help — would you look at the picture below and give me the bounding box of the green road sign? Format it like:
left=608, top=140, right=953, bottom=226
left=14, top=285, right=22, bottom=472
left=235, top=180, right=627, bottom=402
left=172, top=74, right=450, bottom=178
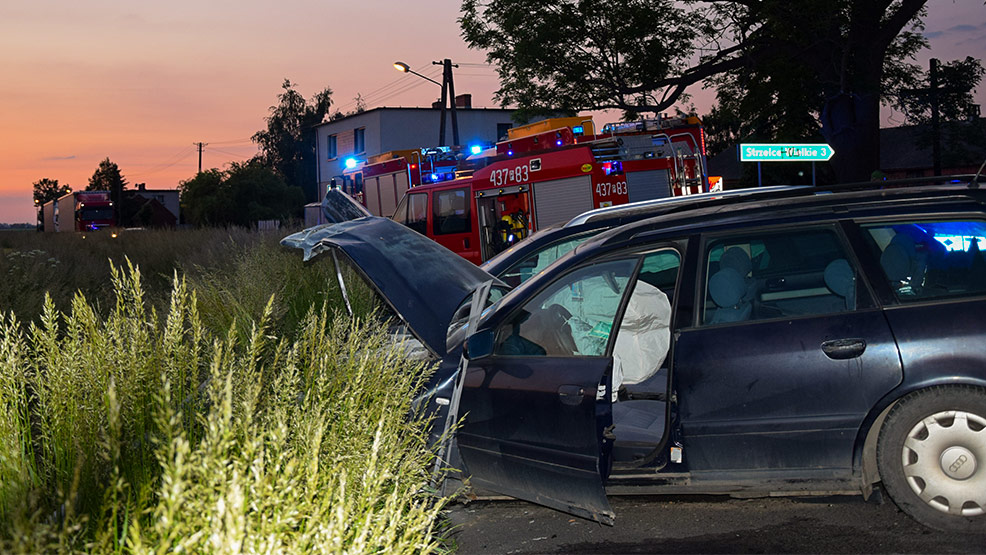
left=740, top=143, right=835, bottom=162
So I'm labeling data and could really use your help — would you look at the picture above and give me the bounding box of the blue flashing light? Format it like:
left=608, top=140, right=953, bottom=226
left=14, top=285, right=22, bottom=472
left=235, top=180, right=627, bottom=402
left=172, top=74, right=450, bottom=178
left=555, top=139, right=563, bottom=146
left=430, top=173, right=439, bottom=181
left=602, top=161, right=624, bottom=176
left=507, top=150, right=514, bottom=156
left=470, top=145, right=483, bottom=155
left=344, top=157, right=358, bottom=169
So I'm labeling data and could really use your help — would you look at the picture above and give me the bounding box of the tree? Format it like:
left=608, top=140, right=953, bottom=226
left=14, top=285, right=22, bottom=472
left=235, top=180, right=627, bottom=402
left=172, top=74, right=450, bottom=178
left=179, top=169, right=229, bottom=226
left=252, top=79, right=333, bottom=203
left=460, top=0, right=933, bottom=181
left=179, top=161, right=304, bottom=227
left=33, top=178, right=71, bottom=206
left=891, top=56, right=986, bottom=172
left=87, top=157, right=128, bottom=224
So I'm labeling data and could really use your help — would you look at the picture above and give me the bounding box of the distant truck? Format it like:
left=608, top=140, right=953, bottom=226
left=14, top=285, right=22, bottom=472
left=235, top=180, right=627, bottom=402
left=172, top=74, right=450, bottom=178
left=42, top=191, right=115, bottom=232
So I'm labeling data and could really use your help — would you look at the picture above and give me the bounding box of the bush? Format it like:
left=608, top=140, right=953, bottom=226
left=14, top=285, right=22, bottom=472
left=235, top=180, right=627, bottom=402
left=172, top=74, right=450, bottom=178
left=0, top=262, right=450, bottom=553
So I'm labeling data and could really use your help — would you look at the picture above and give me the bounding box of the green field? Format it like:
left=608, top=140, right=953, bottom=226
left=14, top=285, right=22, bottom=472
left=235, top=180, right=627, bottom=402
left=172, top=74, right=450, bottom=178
left=0, top=228, right=453, bottom=553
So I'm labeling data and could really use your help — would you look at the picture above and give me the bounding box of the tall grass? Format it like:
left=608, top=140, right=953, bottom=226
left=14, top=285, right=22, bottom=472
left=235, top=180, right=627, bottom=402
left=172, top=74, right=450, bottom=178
left=0, top=261, right=450, bottom=553
left=0, top=227, right=380, bottom=339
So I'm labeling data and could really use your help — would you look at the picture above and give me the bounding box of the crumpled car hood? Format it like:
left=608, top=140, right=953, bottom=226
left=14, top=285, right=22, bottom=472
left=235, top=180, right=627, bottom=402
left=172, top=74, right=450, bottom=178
left=282, top=216, right=501, bottom=358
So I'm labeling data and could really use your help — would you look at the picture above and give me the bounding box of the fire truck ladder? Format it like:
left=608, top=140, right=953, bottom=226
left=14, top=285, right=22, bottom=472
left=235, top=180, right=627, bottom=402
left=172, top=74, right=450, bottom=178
left=589, top=140, right=623, bottom=162
left=655, top=132, right=707, bottom=194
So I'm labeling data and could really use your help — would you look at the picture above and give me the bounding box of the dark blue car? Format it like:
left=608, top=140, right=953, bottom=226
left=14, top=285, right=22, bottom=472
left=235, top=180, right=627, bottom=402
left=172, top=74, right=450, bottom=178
left=284, top=182, right=986, bottom=532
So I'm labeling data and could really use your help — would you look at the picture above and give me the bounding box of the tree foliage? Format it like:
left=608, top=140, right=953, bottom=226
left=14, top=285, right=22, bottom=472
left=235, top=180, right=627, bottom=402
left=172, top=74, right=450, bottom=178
left=893, top=56, right=985, bottom=125
left=32, top=178, right=71, bottom=206
left=460, top=0, right=704, bottom=122
left=87, top=157, right=128, bottom=193
left=252, top=80, right=333, bottom=203
left=461, top=0, right=945, bottom=181
left=179, top=161, right=305, bottom=227
left=87, top=157, right=128, bottom=224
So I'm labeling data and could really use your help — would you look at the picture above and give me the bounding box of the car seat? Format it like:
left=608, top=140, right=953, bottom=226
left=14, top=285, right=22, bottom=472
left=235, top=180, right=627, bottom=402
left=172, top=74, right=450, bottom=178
left=824, top=258, right=856, bottom=310
left=708, top=267, right=752, bottom=324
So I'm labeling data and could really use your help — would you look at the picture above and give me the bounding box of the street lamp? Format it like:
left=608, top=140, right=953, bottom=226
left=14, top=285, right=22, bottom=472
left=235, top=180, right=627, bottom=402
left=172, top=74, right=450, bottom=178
left=393, top=59, right=460, bottom=146
left=393, top=62, right=442, bottom=87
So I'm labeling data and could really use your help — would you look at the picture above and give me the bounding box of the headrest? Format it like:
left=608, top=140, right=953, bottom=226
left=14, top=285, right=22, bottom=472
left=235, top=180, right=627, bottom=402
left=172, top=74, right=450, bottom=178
left=824, top=258, right=854, bottom=298
left=720, top=247, right=752, bottom=276
left=709, top=268, right=746, bottom=308
left=881, top=243, right=911, bottom=282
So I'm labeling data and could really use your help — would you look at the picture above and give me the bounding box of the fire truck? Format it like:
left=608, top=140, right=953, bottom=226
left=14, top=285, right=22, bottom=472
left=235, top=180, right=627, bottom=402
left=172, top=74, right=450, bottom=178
left=42, top=191, right=116, bottom=232
left=340, top=115, right=709, bottom=264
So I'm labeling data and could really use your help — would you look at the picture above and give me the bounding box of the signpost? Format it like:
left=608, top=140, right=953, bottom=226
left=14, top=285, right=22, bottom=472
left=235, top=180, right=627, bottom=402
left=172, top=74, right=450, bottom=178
left=739, top=143, right=835, bottom=186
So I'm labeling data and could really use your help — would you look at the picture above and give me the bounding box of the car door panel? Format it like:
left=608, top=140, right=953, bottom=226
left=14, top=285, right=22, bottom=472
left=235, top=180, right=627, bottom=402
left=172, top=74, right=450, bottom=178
left=457, top=356, right=614, bottom=524
left=674, top=309, right=902, bottom=473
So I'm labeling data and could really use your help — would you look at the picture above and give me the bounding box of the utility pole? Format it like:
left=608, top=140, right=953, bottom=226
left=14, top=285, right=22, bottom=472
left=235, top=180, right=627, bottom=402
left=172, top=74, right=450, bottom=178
left=930, top=59, right=942, bottom=176
left=432, top=59, right=460, bottom=146
left=900, top=58, right=972, bottom=177
left=194, top=142, right=208, bottom=173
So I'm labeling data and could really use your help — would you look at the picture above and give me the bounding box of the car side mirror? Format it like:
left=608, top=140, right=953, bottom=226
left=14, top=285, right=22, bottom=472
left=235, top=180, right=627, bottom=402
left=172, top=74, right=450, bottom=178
left=465, top=329, right=494, bottom=360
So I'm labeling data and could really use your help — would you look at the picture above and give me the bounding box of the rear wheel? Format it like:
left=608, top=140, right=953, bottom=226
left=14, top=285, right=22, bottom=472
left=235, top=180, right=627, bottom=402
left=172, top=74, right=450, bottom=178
left=877, top=386, right=986, bottom=532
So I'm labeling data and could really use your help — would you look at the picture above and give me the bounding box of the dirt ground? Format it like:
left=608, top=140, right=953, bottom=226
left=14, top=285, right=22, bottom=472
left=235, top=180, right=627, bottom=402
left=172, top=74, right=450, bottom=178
left=447, top=493, right=986, bottom=554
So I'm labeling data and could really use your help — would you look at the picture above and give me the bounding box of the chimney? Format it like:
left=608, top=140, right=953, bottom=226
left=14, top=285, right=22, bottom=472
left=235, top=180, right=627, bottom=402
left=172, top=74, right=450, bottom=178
left=455, top=94, right=472, bottom=109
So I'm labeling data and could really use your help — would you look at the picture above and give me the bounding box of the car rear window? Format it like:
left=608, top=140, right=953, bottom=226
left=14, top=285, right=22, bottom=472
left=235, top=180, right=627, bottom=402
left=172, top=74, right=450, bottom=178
left=861, top=220, right=986, bottom=302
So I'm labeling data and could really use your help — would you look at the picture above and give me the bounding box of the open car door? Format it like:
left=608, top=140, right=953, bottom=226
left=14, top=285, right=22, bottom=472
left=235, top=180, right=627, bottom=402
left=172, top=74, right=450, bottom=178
left=455, top=338, right=615, bottom=524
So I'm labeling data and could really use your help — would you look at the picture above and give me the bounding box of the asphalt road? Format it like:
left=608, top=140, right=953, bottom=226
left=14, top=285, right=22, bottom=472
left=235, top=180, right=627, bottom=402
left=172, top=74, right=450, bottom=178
left=447, top=494, right=986, bottom=554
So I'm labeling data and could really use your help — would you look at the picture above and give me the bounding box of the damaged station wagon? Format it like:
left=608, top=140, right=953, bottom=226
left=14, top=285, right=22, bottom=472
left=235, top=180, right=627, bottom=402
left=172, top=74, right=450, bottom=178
left=284, top=181, right=986, bottom=532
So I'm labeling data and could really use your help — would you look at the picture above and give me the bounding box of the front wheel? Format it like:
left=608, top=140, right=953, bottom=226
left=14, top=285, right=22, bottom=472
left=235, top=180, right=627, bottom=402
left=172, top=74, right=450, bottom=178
left=877, top=386, right=986, bottom=532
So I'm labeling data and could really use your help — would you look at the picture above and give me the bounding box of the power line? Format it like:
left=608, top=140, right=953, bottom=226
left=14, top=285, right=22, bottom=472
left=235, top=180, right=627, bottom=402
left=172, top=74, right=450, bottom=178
left=208, top=147, right=255, bottom=160
left=128, top=146, right=197, bottom=179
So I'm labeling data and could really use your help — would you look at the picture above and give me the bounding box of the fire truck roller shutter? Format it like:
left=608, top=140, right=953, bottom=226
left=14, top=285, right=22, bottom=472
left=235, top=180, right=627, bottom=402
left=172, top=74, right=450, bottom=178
left=364, top=176, right=382, bottom=216
left=379, top=174, right=401, bottom=219
left=627, top=169, right=673, bottom=203
left=393, top=172, right=410, bottom=218
left=532, top=175, right=594, bottom=228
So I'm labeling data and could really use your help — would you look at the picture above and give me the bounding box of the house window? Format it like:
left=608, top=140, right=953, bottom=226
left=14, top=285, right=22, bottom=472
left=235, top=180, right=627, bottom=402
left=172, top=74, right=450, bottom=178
left=497, top=123, right=513, bottom=141
left=327, top=134, right=337, bottom=159
left=354, top=128, right=365, bottom=154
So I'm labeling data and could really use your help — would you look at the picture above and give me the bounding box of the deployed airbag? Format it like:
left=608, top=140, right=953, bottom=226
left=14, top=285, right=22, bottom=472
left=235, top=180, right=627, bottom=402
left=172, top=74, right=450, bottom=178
left=613, top=281, right=671, bottom=388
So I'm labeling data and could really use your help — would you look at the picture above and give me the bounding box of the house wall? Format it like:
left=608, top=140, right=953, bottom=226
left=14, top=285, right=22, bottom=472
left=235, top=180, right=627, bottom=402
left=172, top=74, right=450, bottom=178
left=314, top=107, right=517, bottom=201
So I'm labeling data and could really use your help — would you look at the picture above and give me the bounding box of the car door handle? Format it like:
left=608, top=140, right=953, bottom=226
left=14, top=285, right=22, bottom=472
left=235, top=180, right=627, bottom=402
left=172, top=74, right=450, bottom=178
left=821, top=338, right=867, bottom=360
left=558, top=385, right=585, bottom=406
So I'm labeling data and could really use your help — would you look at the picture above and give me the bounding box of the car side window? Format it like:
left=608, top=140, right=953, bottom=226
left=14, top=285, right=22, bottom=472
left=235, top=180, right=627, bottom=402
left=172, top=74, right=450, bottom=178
left=494, top=258, right=639, bottom=356
left=701, top=227, right=863, bottom=326
left=433, top=188, right=470, bottom=235
left=497, top=232, right=597, bottom=287
left=861, top=220, right=986, bottom=302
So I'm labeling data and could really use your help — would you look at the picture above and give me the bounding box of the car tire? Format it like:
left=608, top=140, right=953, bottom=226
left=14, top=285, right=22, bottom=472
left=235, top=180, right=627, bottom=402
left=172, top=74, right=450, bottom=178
left=877, top=385, right=986, bottom=532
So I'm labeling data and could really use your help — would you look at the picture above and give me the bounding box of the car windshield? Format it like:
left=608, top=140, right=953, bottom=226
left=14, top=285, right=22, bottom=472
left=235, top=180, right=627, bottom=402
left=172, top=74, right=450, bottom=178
left=492, top=230, right=600, bottom=287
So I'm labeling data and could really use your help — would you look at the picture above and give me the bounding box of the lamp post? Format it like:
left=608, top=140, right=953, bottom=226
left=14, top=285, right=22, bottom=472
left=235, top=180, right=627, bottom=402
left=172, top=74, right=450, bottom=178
left=393, top=59, right=460, bottom=146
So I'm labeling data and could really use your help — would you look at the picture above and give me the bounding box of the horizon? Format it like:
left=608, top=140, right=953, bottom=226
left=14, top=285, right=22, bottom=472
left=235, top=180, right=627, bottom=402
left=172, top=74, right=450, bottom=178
left=2, top=0, right=983, bottom=224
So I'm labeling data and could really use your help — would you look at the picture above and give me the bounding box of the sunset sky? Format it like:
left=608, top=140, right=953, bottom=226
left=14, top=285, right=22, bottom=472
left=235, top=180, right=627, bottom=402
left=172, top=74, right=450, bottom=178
left=1, top=0, right=984, bottom=223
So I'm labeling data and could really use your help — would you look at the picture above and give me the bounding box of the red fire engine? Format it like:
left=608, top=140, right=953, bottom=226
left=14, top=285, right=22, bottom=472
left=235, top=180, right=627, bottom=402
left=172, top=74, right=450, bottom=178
left=340, top=115, right=709, bottom=264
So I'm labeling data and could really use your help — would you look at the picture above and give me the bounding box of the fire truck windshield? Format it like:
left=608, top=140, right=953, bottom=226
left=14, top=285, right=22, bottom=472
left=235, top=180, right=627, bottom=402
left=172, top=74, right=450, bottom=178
left=79, top=207, right=114, bottom=221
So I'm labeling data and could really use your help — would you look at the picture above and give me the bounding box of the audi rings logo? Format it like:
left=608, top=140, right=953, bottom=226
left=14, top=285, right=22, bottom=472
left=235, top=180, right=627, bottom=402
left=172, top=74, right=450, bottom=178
left=949, top=454, right=969, bottom=474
